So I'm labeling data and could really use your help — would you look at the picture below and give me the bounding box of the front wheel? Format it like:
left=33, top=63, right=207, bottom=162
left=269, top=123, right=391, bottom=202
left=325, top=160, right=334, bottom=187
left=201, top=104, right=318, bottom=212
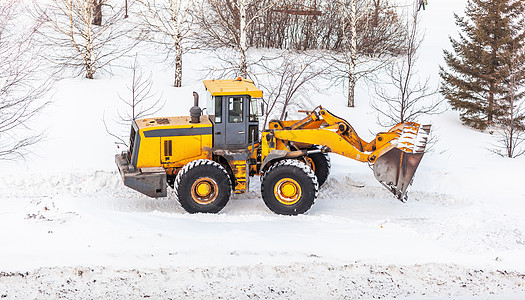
left=304, top=151, right=331, bottom=187
left=174, top=159, right=231, bottom=214
left=261, top=159, right=319, bottom=215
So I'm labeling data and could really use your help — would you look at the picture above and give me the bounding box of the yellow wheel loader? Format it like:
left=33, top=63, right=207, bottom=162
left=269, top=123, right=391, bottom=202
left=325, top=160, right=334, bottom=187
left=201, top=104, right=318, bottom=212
left=115, top=78, right=431, bottom=215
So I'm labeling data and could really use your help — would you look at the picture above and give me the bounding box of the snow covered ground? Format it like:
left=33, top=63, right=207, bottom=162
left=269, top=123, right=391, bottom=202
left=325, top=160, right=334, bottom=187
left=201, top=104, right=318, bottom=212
left=1, top=0, right=525, bottom=298
left=1, top=161, right=525, bottom=298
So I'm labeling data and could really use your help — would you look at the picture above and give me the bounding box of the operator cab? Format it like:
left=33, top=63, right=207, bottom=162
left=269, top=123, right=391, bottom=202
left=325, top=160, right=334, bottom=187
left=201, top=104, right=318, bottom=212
left=204, top=78, right=262, bottom=150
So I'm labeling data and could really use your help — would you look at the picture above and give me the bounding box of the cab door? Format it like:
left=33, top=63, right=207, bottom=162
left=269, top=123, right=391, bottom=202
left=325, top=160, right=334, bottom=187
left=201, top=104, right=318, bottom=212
left=225, top=96, right=247, bottom=148
left=212, top=96, right=226, bottom=148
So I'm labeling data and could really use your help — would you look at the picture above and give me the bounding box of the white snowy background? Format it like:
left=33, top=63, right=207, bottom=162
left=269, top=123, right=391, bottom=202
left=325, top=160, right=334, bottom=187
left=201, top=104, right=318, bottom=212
left=0, top=0, right=524, bottom=298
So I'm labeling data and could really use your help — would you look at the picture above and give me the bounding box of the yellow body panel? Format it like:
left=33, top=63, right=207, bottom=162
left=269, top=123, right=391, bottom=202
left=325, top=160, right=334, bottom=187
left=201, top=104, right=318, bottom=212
left=135, top=134, right=161, bottom=168
left=160, top=135, right=212, bottom=167
left=203, top=78, right=263, bottom=98
left=135, top=115, right=208, bottom=129
left=261, top=131, right=290, bottom=164
left=134, top=115, right=212, bottom=169
left=229, top=160, right=248, bottom=193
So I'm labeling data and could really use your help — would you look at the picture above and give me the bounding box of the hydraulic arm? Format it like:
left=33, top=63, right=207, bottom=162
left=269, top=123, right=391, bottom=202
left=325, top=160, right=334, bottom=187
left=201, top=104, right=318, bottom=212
left=265, top=106, right=431, bottom=201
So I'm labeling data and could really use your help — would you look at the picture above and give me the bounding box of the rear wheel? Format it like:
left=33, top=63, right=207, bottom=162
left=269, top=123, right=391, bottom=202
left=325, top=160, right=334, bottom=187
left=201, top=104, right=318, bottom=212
left=174, top=159, right=231, bottom=214
left=261, top=159, right=318, bottom=215
left=304, top=151, right=331, bottom=187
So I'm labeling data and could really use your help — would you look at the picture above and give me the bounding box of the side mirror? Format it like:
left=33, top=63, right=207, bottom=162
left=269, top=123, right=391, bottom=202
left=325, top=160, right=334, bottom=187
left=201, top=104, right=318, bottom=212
left=260, top=102, right=265, bottom=116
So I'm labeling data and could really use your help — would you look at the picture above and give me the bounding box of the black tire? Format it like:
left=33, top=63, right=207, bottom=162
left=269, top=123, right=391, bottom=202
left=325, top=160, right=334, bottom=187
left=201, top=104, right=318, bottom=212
left=305, top=151, right=331, bottom=187
left=174, top=159, right=231, bottom=214
left=261, top=159, right=318, bottom=215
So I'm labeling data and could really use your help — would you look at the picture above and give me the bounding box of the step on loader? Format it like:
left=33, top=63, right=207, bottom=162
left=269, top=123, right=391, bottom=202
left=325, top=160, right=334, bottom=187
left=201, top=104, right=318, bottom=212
left=116, top=78, right=431, bottom=215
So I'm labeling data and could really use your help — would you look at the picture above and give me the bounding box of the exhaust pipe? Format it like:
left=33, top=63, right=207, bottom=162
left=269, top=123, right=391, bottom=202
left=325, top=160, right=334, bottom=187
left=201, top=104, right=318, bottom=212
left=190, top=91, right=201, bottom=123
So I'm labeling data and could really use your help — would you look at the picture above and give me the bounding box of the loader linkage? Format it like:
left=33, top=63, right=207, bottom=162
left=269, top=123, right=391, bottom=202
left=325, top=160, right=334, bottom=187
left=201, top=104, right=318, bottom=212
left=267, top=106, right=431, bottom=201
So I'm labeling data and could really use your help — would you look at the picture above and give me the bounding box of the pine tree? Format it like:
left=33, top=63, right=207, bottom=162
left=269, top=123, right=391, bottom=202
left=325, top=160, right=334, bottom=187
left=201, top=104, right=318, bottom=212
left=440, top=0, right=525, bottom=130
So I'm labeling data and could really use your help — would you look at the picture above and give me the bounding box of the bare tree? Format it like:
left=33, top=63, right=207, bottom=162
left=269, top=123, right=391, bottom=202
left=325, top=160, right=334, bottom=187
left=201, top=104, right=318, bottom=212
left=105, top=56, right=165, bottom=146
left=32, top=0, right=135, bottom=79
left=258, top=53, right=326, bottom=128
left=196, top=0, right=278, bottom=78
left=196, top=0, right=405, bottom=84
left=338, top=0, right=357, bottom=107
left=135, top=0, right=194, bottom=87
left=494, top=99, right=525, bottom=158
left=237, top=0, right=279, bottom=77
left=492, top=42, right=525, bottom=158
left=329, top=0, right=406, bottom=107
left=0, top=1, right=52, bottom=160
left=371, top=7, right=442, bottom=126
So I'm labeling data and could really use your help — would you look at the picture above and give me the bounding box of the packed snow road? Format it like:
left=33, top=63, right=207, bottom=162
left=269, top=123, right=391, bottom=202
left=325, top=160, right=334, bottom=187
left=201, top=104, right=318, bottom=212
left=1, top=263, right=524, bottom=299
left=0, top=159, right=524, bottom=298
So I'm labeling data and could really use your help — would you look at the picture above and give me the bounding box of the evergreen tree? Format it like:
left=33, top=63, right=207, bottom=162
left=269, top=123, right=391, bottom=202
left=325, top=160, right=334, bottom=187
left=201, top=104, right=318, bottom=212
left=440, top=0, right=525, bottom=130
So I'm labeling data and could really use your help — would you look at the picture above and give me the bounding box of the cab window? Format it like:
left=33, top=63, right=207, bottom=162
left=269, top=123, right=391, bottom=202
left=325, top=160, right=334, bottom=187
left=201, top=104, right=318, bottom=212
left=228, top=97, right=243, bottom=123
left=206, top=94, right=223, bottom=123
left=214, top=96, right=222, bottom=123
left=249, top=97, right=259, bottom=122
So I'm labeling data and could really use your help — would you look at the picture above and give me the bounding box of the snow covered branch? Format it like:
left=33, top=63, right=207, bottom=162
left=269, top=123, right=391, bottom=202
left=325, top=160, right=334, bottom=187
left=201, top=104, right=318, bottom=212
left=0, top=0, right=52, bottom=160
left=32, top=0, right=136, bottom=79
left=135, top=0, right=195, bottom=87
left=371, top=5, right=442, bottom=126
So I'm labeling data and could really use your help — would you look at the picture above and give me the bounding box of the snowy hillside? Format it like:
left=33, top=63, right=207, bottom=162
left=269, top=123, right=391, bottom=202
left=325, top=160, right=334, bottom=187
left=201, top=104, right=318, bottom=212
left=1, top=0, right=525, bottom=298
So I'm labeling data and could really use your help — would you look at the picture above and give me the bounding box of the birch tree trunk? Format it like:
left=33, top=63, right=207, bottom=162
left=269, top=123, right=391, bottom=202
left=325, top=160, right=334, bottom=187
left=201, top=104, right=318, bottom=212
left=170, top=0, right=184, bottom=87
left=136, top=0, right=192, bottom=87
left=239, top=0, right=248, bottom=78
left=347, top=0, right=357, bottom=107
left=174, top=33, right=183, bottom=87
left=84, top=4, right=95, bottom=79
left=33, top=0, right=132, bottom=79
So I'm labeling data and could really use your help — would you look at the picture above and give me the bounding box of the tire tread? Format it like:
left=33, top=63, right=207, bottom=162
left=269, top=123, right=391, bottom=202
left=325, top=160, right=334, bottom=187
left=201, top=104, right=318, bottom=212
left=173, top=159, right=231, bottom=213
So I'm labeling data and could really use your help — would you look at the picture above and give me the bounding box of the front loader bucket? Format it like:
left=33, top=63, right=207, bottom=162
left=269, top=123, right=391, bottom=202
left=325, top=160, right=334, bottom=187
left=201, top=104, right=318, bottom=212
left=373, top=148, right=424, bottom=202
left=372, top=124, right=431, bottom=202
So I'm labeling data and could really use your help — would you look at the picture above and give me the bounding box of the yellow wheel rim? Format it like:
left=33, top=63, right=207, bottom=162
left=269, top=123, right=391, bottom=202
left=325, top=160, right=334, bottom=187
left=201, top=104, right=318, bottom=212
left=274, top=178, right=302, bottom=205
left=196, top=182, right=211, bottom=197
left=191, top=177, right=219, bottom=205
